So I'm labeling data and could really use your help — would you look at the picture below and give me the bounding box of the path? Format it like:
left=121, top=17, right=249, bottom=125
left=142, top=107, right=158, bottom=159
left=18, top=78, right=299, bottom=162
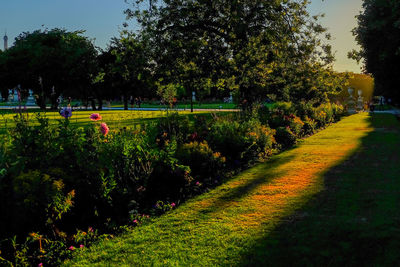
left=66, top=113, right=400, bottom=266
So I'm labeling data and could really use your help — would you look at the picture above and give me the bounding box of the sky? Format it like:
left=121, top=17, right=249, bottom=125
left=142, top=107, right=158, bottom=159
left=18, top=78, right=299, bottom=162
left=0, top=0, right=363, bottom=73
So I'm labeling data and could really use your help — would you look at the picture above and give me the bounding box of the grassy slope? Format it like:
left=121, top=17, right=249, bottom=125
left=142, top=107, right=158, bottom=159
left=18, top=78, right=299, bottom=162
left=66, top=113, right=399, bottom=266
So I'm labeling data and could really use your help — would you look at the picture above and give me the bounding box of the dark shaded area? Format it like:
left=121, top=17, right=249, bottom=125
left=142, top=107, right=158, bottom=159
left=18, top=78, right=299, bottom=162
left=239, top=114, right=400, bottom=266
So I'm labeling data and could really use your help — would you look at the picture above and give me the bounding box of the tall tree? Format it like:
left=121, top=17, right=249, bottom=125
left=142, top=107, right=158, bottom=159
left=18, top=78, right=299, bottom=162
left=125, top=0, right=344, bottom=108
left=104, top=31, right=154, bottom=110
left=350, top=0, right=400, bottom=103
left=0, top=29, right=98, bottom=109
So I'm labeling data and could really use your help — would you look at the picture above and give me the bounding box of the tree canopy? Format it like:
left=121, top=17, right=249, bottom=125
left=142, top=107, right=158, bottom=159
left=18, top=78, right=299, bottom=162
left=125, top=0, right=346, bottom=106
left=0, top=28, right=98, bottom=109
left=350, top=0, right=400, bottom=103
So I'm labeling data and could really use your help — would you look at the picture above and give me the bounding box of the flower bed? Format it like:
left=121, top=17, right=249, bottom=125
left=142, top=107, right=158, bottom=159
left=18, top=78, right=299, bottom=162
left=0, top=102, right=345, bottom=266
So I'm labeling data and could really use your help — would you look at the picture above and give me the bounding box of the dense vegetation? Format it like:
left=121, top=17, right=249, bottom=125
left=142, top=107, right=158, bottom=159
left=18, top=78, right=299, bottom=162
left=68, top=113, right=385, bottom=266
left=0, top=0, right=348, bottom=111
left=350, top=0, right=400, bottom=103
left=0, top=0, right=363, bottom=266
left=0, top=103, right=344, bottom=266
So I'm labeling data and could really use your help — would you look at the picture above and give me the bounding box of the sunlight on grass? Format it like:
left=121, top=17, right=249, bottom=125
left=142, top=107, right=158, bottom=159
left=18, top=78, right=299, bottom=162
left=66, top=113, right=374, bottom=266
left=0, top=110, right=214, bottom=133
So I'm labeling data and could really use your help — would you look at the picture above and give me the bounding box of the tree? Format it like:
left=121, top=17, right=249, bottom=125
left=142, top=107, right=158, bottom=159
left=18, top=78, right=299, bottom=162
left=0, top=28, right=98, bottom=109
left=125, top=0, right=343, bottom=109
left=350, top=0, right=400, bottom=103
left=104, top=31, right=154, bottom=110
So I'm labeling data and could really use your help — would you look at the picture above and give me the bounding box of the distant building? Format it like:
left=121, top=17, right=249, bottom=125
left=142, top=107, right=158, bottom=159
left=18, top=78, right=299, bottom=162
left=3, top=32, right=8, bottom=51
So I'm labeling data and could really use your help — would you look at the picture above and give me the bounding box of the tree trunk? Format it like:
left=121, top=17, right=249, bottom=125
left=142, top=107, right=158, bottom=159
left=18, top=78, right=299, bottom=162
left=38, top=95, right=46, bottom=110
left=90, top=98, right=97, bottom=110
left=123, top=94, right=128, bottom=110
left=98, top=98, right=103, bottom=110
left=190, top=91, right=193, bottom=113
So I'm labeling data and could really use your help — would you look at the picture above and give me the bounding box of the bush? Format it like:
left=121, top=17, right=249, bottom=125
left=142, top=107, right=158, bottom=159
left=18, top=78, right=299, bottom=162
left=155, top=112, right=190, bottom=145
left=275, top=126, right=297, bottom=148
left=242, top=120, right=276, bottom=161
left=176, top=141, right=226, bottom=183
left=302, top=116, right=317, bottom=136
left=208, top=119, right=246, bottom=162
left=207, top=118, right=276, bottom=164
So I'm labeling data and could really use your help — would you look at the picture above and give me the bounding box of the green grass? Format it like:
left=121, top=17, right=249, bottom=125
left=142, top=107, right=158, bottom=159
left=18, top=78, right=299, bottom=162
left=65, top=113, right=400, bottom=266
left=110, top=102, right=238, bottom=109
left=0, top=109, right=224, bottom=134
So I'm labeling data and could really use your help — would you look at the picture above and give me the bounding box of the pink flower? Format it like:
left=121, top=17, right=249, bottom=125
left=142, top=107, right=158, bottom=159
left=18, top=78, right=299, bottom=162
left=88, top=227, right=93, bottom=232
left=90, top=113, right=102, bottom=121
left=38, top=263, right=43, bottom=267
left=133, top=219, right=138, bottom=224
left=99, top=123, right=109, bottom=136
left=171, top=203, right=176, bottom=208
left=68, top=246, right=75, bottom=251
left=80, top=244, right=84, bottom=248
left=195, top=181, right=200, bottom=186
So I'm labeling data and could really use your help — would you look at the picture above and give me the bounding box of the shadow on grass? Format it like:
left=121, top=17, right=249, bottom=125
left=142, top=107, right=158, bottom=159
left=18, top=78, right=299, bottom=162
left=198, top=153, right=296, bottom=215
left=238, top=114, right=400, bottom=266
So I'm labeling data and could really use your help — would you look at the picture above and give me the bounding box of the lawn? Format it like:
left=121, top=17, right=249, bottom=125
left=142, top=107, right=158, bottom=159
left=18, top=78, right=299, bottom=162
left=110, top=102, right=238, bottom=110
left=65, top=112, right=400, bottom=266
left=0, top=109, right=222, bottom=133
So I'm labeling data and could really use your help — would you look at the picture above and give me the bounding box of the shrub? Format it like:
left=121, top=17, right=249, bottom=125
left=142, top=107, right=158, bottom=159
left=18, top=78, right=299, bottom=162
left=176, top=141, right=226, bottom=183
left=302, top=116, right=317, bottom=136
left=145, top=149, right=193, bottom=204
left=208, top=119, right=246, bottom=162
left=275, top=126, right=297, bottom=148
left=242, top=120, right=276, bottom=161
left=155, top=112, right=190, bottom=145
left=207, top=118, right=276, bottom=164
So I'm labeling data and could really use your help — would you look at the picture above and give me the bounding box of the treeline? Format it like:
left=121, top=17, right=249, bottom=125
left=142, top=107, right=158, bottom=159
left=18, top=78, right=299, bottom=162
left=0, top=0, right=348, bottom=110
left=350, top=0, right=400, bottom=104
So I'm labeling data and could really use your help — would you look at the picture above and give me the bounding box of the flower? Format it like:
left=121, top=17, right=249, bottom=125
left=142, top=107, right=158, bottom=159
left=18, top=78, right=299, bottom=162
left=60, top=107, right=72, bottom=118
left=88, top=227, right=94, bottom=233
left=68, top=246, right=75, bottom=251
left=171, top=203, right=176, bottom=208
left=38, top=263, right=43, bottom=267
left=80, top=244, right=84, bottom=249
left=195, top=181, right=200, bottom=186
left=99, top=123, right=109, bottom=136
left=133, top=219, right=138, bottom=224
left=90, top=113, right=102, bottom=121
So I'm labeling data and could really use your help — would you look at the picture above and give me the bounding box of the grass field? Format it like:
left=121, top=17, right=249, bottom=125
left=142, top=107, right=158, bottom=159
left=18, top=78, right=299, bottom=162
left=0, top=109, right=222, bottom=134
left=65, top=112, right=400, bottom=266
left=110, top=102, right=238, bottom=110
left=0, top=101, right=238, bottom=109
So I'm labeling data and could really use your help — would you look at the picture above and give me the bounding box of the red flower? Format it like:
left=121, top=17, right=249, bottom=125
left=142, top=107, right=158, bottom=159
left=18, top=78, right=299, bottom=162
left=90, top=113, right=102, bottom=121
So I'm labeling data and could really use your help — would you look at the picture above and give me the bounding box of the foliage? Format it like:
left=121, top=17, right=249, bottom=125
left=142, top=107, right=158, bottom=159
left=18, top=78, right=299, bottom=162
left=0, top=103, right=345, bottom=265
left=156, top=82, right=180, bottom=108
left=0, top=29, right=98, bottom=109
left=125, top=0, right=346, bottom=107
left=350, top=0, right=400, bottom=103
left=155, top=112, right=191, bottom=145
left=67, top=112, right=369, bottom=267
left=208, top=118, right=276, bottom=164
left=275, top=126, right=297, bottom=148
left=176, top=141, right=226, bottom=184
left=103, top=31, right=154, bottom=109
